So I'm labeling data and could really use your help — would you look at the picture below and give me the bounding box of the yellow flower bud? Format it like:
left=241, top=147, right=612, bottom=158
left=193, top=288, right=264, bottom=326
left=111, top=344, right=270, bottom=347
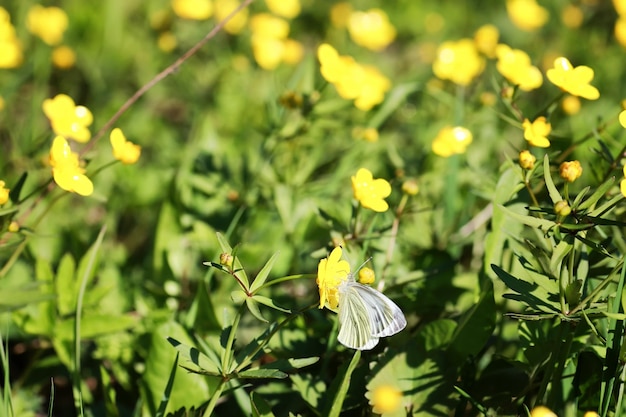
left=530, top=406, right=557, bottom=417
left=8, top=221, right=19, bottom=233
left=559, top=160, right=583, bottom=182
left=358, top=267, right=375, bottom=284
left=220, top=253, right=234, bottom=267
left=554, top=200, right=572, bottom=217
left=519, top=150, right=536, bottom=170
left=401, top=179, right=419, bottom=195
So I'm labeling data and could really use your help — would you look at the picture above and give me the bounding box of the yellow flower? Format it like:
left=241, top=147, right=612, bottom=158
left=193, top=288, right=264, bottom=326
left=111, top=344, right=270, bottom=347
left=506, top=0, right=549, bottom=31
left=8, top=221, right=19, bottom=233
left=110, top=128, right=141, bottom=164
left=583, top=412, right=599, bottom=417
left=519, top=150, right=536, bottom=169
left=317, top=247, right=350, bottom=311
left=401, top=179, right=419, bottom=196
left=26, top=5, right=69, bottom=46
left=158, top=32, right=177, bottom=52
left=49, top=136, right=93, bottom=196
left=52, top=45, right=76, bottom=69
left=546, top=57, right=600, bottom=100
left=621, top=165, right=626, bottom=197
left=351, top=168, right=392, bottom=212
left=615, top=0, right=626, bottom=15
left=619, top=110, right=626, bottom=128
left=615, top=16, right=626, bottom=48
left=250, top=14, right=302, bottom=69
left=42, top=94, right=93, bottom=143
left=281, top=38, right=304, bottom=64
left=562, top=4, right=584, bottom=29
left=330, top=2, right=352, bottom=28
left=431, top=126, right=473, bottom=157
left=495, top=44, right=543, bottom=91
left=368, top=385, right=403, bottom=414
left=347, top=8, right=396, bottom=51
left=0, top=180, right=9, bottom=205
left=562, top=95, right=581, bottom=115
left=474, top=24, right=499, bottom=58
left=0, top=8, right=23, bottom=68
left=358, top=267, right=375, bottom=284
left=559, top=160, right=583, bottom=183
left=530, top=405, right=557, bottom=417
left=317, top=44, right=391, bottom=111
left=215, top=0, right=248, bottom=34
left=250, top=13, right=290, bottom=39
left=523, top=117, right=551, bottom=148
left=432, top=39, right=485, bottom=86
left=265, top=0, right=300, bottom=19
left=351, top=127, right=379, bottom=142
left=171, top=0, right=213, bottom=20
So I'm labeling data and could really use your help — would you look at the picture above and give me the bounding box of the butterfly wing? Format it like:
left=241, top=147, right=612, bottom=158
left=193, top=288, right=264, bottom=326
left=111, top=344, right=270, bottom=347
left=337, top=281, right=406, bottom=350
left=337, top=282, right=380, bottom=350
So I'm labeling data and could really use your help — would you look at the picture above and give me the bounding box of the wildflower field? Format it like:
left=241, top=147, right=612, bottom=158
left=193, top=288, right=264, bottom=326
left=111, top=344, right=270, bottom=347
left=3, top=0, right=626, bottom=416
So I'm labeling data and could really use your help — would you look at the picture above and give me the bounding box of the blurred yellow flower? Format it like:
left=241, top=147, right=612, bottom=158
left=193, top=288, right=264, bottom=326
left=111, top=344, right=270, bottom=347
left=474, top=24, right=499, bottom=58
left=562, top=95, right=581, bottom=115
left=583, top=412, right=599, bottom=417
left=358, top=267, right=375, bottom=284
left=171, top=0, right=213, bottom=20
left=215, top=0, right=248, bottom=34
left=351, top=168, right=392, bottom=212
left=250, top=13, right=289, bottom=38
left=265, top=0, right=300, bottom=19
left=0, top=180, right=9, bottom=205
left=0, top=8, right=23, bottom=68
left=519, top=150, right=536, bottom=170
left=330, top=2, right=353, bottom=28
left=620, top=110, right=626, bottom=128
left=52, top=45, right=76, bottom=69
left=158, top=32, right=177, bottom=52
left=110, top=128, right=141, bottom=165
left=546, top=57, right=600, bottom=100
left=559, top=160, right=583, bottom=182
left=250, top=13, right=302, bottom=69
left=318, top=44, right=391, bottom=111
left=562, top=4, right=584, bottom=28
left=615, top=0, right=626, bottom=15
left=43, top=94, right=93, bottom=143
left=621, top=165, right=626, bottom=197
left=347, top=8, right=396, bottom=51
left=26, top=5, right=68, bottom=46
left=530, top=406, right=557, bottom=417
left=431, top=126, right=473, bottom=157
left=281, top=38, right=304, bottom=64
left=523, top=117, right=551, bottom=147
left=0, top=96, right=4, bottom=111
left=615, top=16, right=626, bottom=48
left=8, top=221, right=19, bottom=233
left=506, top=0, right=549, bottom=31
left=432, top=39, right=484, bottom=86
left=495, top=44, right=543, bottom=91
left=317, top=247, right=350, bottom=311
left=49, top=136, right=93, bottom=196
left=369, top=384, right=403, bottom=414
left=402, top=179, right=419, bottom=196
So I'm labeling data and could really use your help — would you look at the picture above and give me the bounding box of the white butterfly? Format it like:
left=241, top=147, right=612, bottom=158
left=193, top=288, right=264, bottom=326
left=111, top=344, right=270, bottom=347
left=336, top=274, right=407, bottom=350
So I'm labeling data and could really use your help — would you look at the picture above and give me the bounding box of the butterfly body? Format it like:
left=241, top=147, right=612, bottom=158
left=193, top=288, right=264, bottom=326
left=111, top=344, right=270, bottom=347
left=336, top=274, right=406, bottom=350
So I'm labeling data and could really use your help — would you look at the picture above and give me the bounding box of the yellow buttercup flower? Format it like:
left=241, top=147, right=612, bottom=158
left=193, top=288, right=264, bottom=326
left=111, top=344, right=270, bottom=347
left=42, top=94, right=93, bottom=143
left=110, top=128, right=141, bottom=165
left=546, top=57, right=600, bottom=100
left=26, top=5, right=69, bottom=46
left=317, top=247, right=350, bottom=311
left=347, top=8, right=396, bottom=51
left=506, top=0, right=549, bottom=31
left=562, top=4, right=584, bottom=28
left=369, top=384, right=403, bottom=414
left=351, top=168, right=392, bottom=213
left=562, top=95, right=581, bottom=115
left=265, top=0, right=300, bottom=19
left=52, top=45, right=76, bottom=69
left=559, top=160, right=583, bottom=183
left=49, top=136, right=93, bottom=196
left=431, top=126, right=473, bottom=157
left=474, top=24, right=499, bottom=58
left=250, top=13, right=302, bottom=69
left=519, top=150, right=536, bottom=170
left=0, top=180, right=9, bottom=205
left=523, top=117, right=551, bottom=148
left=615, top=16, right=626, bottom=48
left=0, top=8, right=23, bottom=68
left=621, top=165, right=626, bottom=198
left=530, top=405, right=557, bottom=417
left=171, top=0, right=213, bottom=20
left=495, top=44, right=543, bottom=91
left=432, top=39, right=485, bottom=86
left=318, top=44, right=391, bottom=111
left=615, top=0, right=626, bottom=16
left=357, top=267, right=375, bottom=285
left=214, top=0, right=248, bottom=34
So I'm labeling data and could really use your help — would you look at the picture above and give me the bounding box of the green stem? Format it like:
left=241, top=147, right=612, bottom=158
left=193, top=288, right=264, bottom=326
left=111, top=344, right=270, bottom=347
left=203, top=379, right=227, bottom=417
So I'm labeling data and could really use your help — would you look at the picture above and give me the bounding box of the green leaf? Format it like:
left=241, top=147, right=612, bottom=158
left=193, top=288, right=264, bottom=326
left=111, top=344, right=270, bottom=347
left=416, top=319, right=457, bottom=351
left=237, top=368, right=287, bottom=379
left=55, top=313, right=138, bottom=340
left=368, top=82, right=421, bottom=128
left=250, top=252, right=280, bottom=293
left=155, top=353, right=178, bottom=417
left=252, top=295, right=291, bottom=313
left=56, top=253, right=76, bottom=316
left=576, top=177, right=615, bottom=211
left=216, top=232, right=249, bottom=289
left=492, top=264, right=561, bottom=314
left=589, top=193, right=624, bottom=217
left=246, top=297, right=268, bottom=323
left=8, top=172, right=27, bottom=204
left=291, top=374, right=326, bottom=412
left=497, top=204, right=556, bottom=230
left=549, top=236, right=574, bottom=278
left=543, top=154, right=562, bottom=204
left=0, top=282, right=54, bottom=312
left=325, top=350, right=361, bottom=417
left=166, top=337, right=221, bottom=375
left=262, top=357, right=319, bottom=372
left=251, top=392, right=276, bottom=417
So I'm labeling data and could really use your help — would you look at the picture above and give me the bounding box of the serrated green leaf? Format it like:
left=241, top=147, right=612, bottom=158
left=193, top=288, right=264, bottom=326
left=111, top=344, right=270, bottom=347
left=250, top=252, right=280, bottom=293
left=246, top=297, right=268, bottom=323
left=252, top=295, right=291, bottom=313
left=492, top=264, right=560, bottom=314
left=543, top=154, right=562, bottom=204
left=237, top=368, right=287, bottom=379
left=167, top=337, right=221, bottom=375
left=216, top=232, right=249, bottom=289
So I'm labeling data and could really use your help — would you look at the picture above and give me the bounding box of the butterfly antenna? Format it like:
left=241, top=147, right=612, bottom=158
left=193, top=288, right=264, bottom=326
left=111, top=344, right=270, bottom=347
left=354, top=256, right=373, bottom=273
